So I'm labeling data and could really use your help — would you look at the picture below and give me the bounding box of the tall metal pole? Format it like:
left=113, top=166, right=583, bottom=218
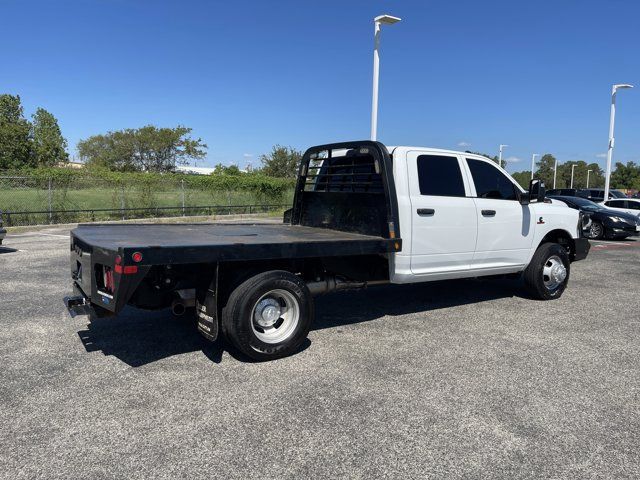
left=587, top=169, right=592, bottom=188
left=370, top=20, right=381, bottom=141
left=553, top=159, right=558, bottom=189
left=498, top=144, right=508, bottom=168
left=604, top=88, right=617, bottom=201
left=604, top=84, right=633, bottom=201
left=370, top=15, right=400, bottom=141
left=570, top=164, right=576, bottom=188
left=530, top=154, right=539, bottom=180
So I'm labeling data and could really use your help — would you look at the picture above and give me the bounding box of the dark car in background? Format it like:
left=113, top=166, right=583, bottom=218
left=578, top=188, right=628, bottom=202
left=549, top=195, right=640, bottom=240
left=546, top=188, right=584, bottom=197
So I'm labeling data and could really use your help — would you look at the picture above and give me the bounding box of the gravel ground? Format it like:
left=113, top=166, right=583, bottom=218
left=1, top=226, right=639, bottom=479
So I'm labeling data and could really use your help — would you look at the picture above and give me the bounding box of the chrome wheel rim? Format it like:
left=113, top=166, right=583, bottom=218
left=251, top=289, right=300, bottom=344
left=589, top=222, right=602, bottom=239
left=542, top=255, right=567, bottom=291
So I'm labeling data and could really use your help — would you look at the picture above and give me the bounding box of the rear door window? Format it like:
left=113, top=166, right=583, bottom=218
left=416, top=155, right=466, bottom=197
left=466, top=159, right=518, bottom=200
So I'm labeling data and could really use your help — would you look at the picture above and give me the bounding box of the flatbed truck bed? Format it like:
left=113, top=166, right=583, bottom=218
left=72, top=223, right=398, bottom=264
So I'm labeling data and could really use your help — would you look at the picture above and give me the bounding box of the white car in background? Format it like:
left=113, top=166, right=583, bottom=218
left=603, top=199, right=640, bottom=217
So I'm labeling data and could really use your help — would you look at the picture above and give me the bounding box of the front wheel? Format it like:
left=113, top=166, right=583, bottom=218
left=222, top=270, right=313, bottom=361
left=524, top=243, right=570, bottom=300
left=587, top=221, right=604, bottom=239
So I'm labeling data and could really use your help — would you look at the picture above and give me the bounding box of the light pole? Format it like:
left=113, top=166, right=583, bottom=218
left=530, top=153, right=539, bottom=180
left=370, top=14, right=401, bottom=141
left=604, top=83, right=633, bottom=200
left=570, top=164, right=577, bottom=188
left=587, top=169, right=593, bottom=188
left=553, top=158, right=558, bottom=189
left=498, top=144, right=508, bottom=168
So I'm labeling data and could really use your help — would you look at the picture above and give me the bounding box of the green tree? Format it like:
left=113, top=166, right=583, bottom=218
left=610, top=161, right=640, bottom=189
left=0, top=94, right=33, bottom=169
left=31, top=107, right=68, bottom=167
left=213, top=163, right=241, bottom=175
left=77, top=131, right=136, bottom=171
left=534, top=154, right=556, bottom=188
left=556, top=161, right=589, bottom=189
left=224, top=164, right=241, bottom=175
left=583, top=163, right=604, bottom=188
left=78, top=125, right=207, bottom=172
left=511, top=171, right=532, bottom=189
left=260, top=145, right=302, bottom=178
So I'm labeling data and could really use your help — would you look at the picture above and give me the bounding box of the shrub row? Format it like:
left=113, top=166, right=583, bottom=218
left=0, top=168, right=296, bottom=202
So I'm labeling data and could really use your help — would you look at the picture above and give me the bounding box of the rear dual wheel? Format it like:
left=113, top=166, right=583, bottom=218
left=222, top=270, right=313, bottom=361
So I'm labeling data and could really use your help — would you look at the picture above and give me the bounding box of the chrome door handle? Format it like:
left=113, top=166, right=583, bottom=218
left=417, top=208, right=435, bottom=216
left=481, top=210, right=496, bottom=217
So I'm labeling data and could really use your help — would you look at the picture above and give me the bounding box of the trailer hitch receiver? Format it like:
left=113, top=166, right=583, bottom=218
left=64, top=295, right=91, bottom=318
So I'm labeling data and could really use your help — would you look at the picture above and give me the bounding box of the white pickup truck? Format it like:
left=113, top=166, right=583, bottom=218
left=66, top=141, right=590, bottom=360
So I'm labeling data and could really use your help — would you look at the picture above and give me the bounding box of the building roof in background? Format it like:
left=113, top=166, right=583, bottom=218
left=175, top=166, right=216, bottom=175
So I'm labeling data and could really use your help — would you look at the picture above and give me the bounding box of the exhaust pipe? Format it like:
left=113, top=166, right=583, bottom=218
left=171, top=299, right=186, bottom=316
left=306, top=276, right=388, bottom=296
left=170, top=288, right=196, bottom=316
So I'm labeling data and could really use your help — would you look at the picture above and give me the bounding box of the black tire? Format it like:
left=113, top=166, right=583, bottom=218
left=221, top=270, right=313, bottom=361
left=524, top=243, right=570, bottom=300
left=588, top=221, right=604, bottom=240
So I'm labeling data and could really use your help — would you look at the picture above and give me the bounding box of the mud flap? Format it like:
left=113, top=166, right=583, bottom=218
left=196, top=264, right=219, bottom=342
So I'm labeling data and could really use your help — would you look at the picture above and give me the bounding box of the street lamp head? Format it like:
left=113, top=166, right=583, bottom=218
left=375, top=14, right=401, bottom=25
left=613, top=84, right=634, bottom=93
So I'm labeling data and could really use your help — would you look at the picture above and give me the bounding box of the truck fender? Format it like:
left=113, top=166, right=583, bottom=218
left=528, top=228, right=576, bottom=264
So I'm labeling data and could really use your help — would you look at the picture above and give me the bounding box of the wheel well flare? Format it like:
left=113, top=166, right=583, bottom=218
left=539, top=229, right=576, bottom=260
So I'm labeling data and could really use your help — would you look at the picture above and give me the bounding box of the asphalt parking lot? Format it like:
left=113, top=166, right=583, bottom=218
left=1, top=226, right=639, bottom=479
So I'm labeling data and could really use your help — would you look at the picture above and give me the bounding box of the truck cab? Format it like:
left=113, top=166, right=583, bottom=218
left=387, top=146, right=588, bottom=283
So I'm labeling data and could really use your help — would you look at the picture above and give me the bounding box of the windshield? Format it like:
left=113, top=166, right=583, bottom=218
left=611, top=190, right=627, bottom=198
left=554, top=196, right=607, bottom=211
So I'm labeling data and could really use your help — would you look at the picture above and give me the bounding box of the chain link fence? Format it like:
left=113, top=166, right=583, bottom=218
left=0, top=176, right=293, bottom=227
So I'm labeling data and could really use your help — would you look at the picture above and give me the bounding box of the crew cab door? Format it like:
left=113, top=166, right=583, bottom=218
left=407, top=152, right=477, bottom=275
left=464, top=157, right=535, bottom=268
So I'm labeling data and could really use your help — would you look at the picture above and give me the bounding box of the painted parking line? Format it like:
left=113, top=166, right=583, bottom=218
left=591, top=238, right=638, bottom=244
left=591, top=241, right=640, bottom=251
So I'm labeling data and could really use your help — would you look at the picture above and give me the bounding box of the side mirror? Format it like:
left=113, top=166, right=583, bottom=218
left=528, top=179, right=545, bottom=204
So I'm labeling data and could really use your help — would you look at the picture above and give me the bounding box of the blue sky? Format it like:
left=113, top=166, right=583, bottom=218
left=2, top=0, right=640, bottom=172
